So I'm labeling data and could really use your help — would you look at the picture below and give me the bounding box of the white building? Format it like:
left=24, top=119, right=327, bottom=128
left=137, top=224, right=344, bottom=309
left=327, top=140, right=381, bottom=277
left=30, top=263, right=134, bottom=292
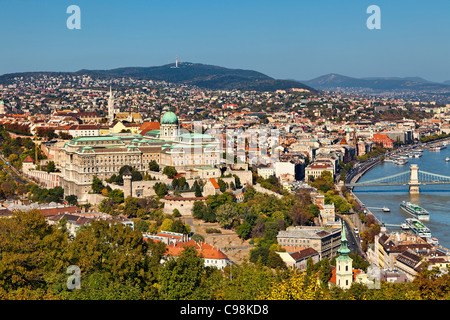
left=274, top=161, right=295, bottom=178
left=257, top=165, right=274, bottom=179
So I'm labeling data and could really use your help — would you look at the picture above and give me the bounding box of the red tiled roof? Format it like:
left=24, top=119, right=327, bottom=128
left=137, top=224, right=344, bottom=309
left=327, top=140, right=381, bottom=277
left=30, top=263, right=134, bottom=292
left=165, top=240, right=228, bottom=260
left=209, top=178, right=220, bottom=189
left=23, top=155, right=34, bottom=163
left=140, top=121, right=161, bottom=135
left=38, top=206, right=81, bottom=217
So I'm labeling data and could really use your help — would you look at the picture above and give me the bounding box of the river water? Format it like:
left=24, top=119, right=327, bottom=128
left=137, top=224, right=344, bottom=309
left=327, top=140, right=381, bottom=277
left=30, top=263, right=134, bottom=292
left=354, top=146, right=450, bottom=249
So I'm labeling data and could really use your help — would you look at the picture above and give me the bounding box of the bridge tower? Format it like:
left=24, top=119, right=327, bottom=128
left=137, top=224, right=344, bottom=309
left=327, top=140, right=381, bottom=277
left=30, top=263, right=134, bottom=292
left=409, top=164, right=420, bottom=194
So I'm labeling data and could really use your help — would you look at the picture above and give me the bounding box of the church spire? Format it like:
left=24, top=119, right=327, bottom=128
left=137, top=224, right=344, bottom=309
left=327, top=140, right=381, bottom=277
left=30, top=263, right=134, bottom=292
left=108, top=86, right=115, bottom=123
left=338, top=220, right=351, bottom=256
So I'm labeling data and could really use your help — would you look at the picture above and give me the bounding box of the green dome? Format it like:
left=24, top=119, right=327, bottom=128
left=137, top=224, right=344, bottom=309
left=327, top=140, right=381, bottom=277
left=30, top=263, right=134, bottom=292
left=161, top=111, right=178, bottom=125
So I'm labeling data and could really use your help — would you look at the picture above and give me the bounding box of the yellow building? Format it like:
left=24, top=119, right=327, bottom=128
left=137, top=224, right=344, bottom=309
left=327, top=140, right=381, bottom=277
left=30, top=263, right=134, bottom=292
left=110, top=121, right=141, bottom=134
left=115, top=112, right=143, bottom=123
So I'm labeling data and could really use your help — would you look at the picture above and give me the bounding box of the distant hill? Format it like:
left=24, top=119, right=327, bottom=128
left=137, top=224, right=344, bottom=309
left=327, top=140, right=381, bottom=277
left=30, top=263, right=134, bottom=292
left=0, top=63, right=315, bottom=92
left=76, top=62, right=316, bottom=92
left=302, top=73, right=450, bottom=93
left=444, top=80, right=450, bottom=85
left=361, top=76, right=432, bottom=83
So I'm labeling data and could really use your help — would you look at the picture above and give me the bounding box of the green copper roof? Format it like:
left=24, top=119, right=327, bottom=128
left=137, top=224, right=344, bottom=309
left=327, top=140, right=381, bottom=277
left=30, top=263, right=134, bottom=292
left=337, top=221, right=351, bottom=256
left=161, top=111, right=178, bottom=124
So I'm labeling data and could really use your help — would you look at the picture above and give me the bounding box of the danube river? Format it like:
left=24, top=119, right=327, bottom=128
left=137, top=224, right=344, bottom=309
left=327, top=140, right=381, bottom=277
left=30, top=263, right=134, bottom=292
left=354, top=146, right=450, bottom=249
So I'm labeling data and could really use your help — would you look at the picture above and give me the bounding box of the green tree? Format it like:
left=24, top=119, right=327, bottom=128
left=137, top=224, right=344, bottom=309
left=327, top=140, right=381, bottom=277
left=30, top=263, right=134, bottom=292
left=46, top=161, right=56, bottom=173
left=192, top=201, right=206, bottom=219
left=194, top=180, right=203, bottom=197
left=172, top=208, right=181, bottom=217
left=163, top=166, right=178, bottom=179
left=217, top=178, right=227, bottom=192
left=171, top=219, right=190, bottom=235
left=158, top=246, right=210, bottom=300
left=92, top=175, right=104, bottom=194
left=65, top=194, right=78, bottom=206
left=148, top=160, right=160, bottom=172
left=123, top=196, right=139, bottom=217
left=215, top=203, right=239, bottom=229
left=153, top=182, right=168, bottom=198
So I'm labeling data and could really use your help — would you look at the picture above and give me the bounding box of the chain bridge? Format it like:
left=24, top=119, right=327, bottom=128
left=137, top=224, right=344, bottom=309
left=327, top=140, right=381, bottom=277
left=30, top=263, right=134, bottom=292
left=346, top=164, right=450, bottom=194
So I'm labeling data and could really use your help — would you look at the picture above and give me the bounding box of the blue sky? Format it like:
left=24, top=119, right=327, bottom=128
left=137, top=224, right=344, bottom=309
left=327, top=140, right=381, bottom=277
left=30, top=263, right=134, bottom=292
left=1, top=0, right=449, bottom=82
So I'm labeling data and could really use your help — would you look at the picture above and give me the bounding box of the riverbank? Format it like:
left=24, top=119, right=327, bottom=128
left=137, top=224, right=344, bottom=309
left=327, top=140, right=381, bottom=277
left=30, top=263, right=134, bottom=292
left=349, top=138, right=450, bottom=251
left=344, top=139, right=450, bottom=232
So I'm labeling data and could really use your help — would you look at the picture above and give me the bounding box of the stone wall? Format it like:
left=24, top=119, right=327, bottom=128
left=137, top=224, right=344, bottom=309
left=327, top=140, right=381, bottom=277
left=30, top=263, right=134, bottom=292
left=162, top=196, right=207, bottom=216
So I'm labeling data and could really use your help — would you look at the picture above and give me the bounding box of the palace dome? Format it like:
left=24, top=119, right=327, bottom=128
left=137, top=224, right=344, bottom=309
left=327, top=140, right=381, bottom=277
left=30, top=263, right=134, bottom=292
left=161, top=111, right=178, bottom=125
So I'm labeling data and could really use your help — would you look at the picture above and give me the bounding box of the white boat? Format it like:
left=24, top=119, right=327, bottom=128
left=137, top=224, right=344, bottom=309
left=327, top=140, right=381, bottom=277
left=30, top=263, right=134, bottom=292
left=396, top=159, right=408, bottom=166
left=382, top=206, right=390, bottom=212
left=400, top=201, right=430, bottom=221
left=401, top=222, right=410, bottom=230
left=446, top=157, right=450, bottom=162
left=430, top=145, right=446, bottom=152
left=405, top=218, right=432, bottom=238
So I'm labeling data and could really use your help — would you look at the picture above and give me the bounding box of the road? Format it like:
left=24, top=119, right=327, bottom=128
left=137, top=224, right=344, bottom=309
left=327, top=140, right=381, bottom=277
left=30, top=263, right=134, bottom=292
left=342, top=217, right=364, bottom=256
left=0, top=153, right=29, bottom=185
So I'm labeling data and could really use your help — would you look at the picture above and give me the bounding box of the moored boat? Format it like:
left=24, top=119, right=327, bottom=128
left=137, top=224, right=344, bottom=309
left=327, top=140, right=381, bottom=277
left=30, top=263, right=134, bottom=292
left=400, top=201, right=430, bottom=221
left=405, top=218, right=432, bottom=238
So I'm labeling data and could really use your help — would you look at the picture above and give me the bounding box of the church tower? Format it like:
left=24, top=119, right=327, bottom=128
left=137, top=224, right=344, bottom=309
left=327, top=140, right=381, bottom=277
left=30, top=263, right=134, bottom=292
left=335, top=220, right=353, bottom=289
left=107, top=86, right=115, bottom=123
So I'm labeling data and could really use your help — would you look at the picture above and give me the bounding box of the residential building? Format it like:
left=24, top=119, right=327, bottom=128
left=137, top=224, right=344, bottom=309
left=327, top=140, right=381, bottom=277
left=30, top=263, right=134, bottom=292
left=277, top=247, right=319, bottom=270
left=277, top=225, right=341, bottom=260
left=162, top=240, right=230, bottom=269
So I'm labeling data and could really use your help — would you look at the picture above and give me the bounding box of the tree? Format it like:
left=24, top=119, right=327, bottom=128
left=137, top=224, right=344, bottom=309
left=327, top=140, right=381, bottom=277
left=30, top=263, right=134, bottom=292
left=46, top=161, right=56, bottom=173
left=66, top=219, right=161, bottom=297
left=260, top=270, right=326, bottom=300
left=171, top=219, right=190, bottom=235
left=266, top=250, right=286, bottom=269
left=123, top=196, right=140, bottom=217
left=311, top=170, right=334, bottom=193
left=319, top=257, right=332, bottom=287
left=1, top=181, right=14, bottom=198
left=148, top=160, right=160, bottom=172
left=134, top=219, right=150, bottom=233
left=0, top=209, right=68, bottom=293
left=221, top=260, right=275, bottom=300
left=249, top=247, right=270, bottom=265
left=306, top=257, right=314, bottom=276
left=158, top=246, right=210, bottom=300
left=65, top=194, right=78, bottom=206
left=234, top=175, right=242, bottom=189
left=192, top=201, right=206, bottom=219
left=236, top=221, right=253, bottom=240
left=160, top=218, right=173, bottom=232
left=92, top=175, right=104, bottom=194
left=108, top=189, right=124, bottom=204
left=194, top=180, right=203, bottom=197
left=215, top=203, right=239, bottom=229
left=153, top=182, right=168, bottom=198
left=217, top=178, right=227, bottom=193
left=172, top=208, right=181, bottom=217
left=163, top=166, right=177, bottom=179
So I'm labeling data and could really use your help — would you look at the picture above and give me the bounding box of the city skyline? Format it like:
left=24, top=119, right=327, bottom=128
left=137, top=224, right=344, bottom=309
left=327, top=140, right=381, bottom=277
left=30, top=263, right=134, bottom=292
left=1, top=0, right=450, bottom=82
